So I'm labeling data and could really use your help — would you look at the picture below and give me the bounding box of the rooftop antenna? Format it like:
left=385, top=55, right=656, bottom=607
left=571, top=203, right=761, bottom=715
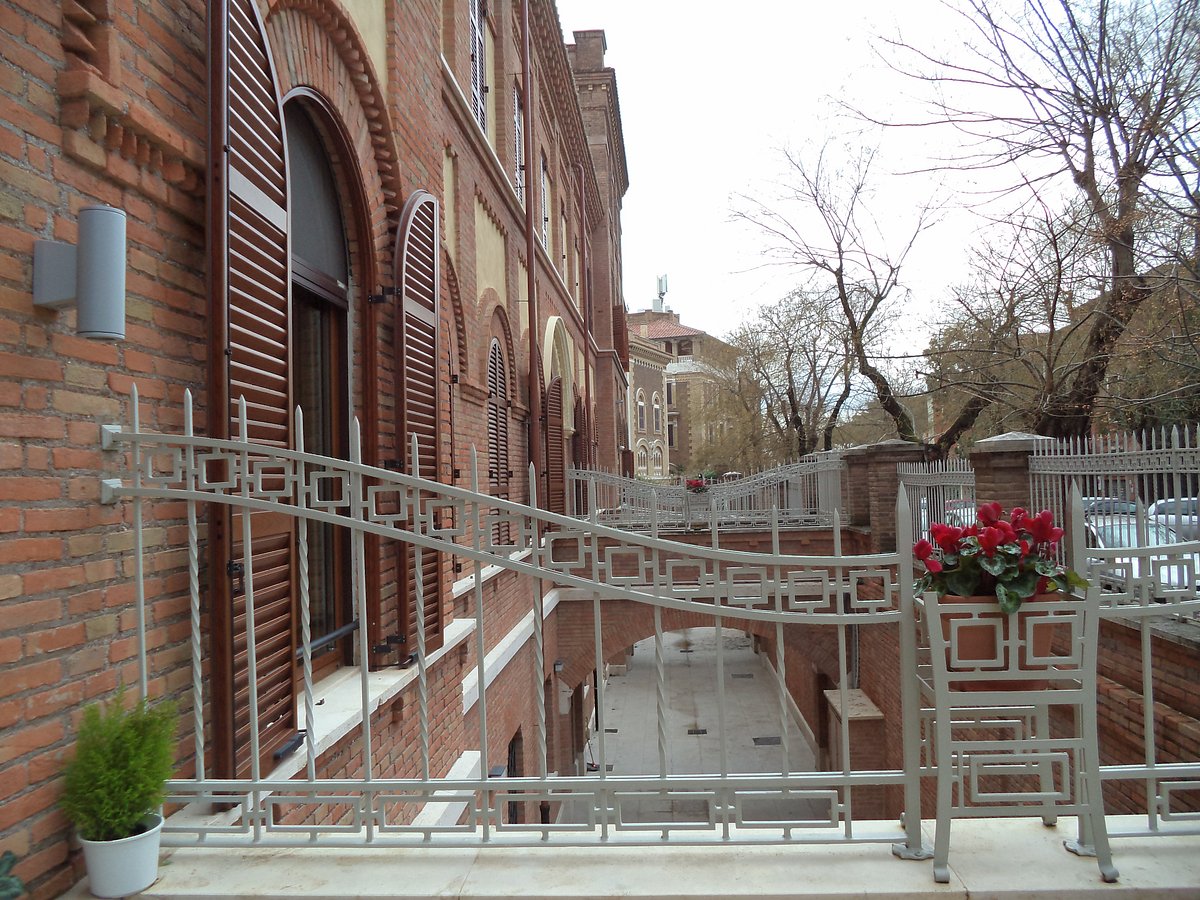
left=653, top=273, right=668, bottom=312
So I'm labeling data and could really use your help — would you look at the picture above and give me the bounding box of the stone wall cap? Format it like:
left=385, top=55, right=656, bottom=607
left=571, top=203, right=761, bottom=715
left=972, top=431, right=1054, bottom=453
left=823, top=688, right=884, bottom=721
left=841, top=439, right=931, bottom=458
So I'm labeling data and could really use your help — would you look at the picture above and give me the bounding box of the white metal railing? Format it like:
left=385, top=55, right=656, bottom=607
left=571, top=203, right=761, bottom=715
left=101, top=387, right=924, bottom=851
left=569, top=453, right=844, bottom=530
left=897, top=458, right=976, bottom=540
left=96, top=391, right=1200, bottom=857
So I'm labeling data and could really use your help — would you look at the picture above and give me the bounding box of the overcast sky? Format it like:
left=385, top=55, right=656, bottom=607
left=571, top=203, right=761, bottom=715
left=555, top=0, right=1000, bottom=344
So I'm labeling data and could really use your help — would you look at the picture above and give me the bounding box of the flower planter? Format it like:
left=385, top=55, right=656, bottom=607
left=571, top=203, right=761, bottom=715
left=79, top=813, right=163, bottom=898
left=938, top=593, right=1061, bottom=690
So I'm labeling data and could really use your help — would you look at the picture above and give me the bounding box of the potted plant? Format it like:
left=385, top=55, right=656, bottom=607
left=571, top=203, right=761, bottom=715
left=0, top=850, right=25, bottom=900
left=913, top=502, right=1088, bottom=685
left=61, top=689, right=177, bottom=898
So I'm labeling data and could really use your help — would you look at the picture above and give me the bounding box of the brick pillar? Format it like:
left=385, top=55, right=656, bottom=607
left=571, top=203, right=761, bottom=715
left=842, top=440, right=934, bottom=553
left=969, top=431, right=1050, bottom=513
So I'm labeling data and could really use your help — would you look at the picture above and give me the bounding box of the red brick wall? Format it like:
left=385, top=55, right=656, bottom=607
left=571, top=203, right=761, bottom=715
left=0, top=0, right=629, bottom=895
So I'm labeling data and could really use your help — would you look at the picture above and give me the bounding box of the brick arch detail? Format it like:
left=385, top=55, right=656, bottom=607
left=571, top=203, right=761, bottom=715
left=553, top=598, right=777, bottom=691
left=265, top=1, right=401, bottom=251
left=482, top=291, right=517, bottom=400
left=443, top=245, right=469, bottom=378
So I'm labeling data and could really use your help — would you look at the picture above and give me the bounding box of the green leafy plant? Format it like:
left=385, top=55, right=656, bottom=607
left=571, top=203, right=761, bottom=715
left=0, top=850, right=25, bottom=900
left=61, top=689, right=178, bottom=842
left=914, top=502, right=1088, bottom=613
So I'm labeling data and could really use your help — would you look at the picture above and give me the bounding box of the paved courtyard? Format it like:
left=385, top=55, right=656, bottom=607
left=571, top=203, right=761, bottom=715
left=565, top=627, right=820, bottom=825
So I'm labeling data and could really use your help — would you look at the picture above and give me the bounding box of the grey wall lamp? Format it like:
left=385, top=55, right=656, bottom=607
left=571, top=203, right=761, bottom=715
left=33, top=204, right=127, bottom=340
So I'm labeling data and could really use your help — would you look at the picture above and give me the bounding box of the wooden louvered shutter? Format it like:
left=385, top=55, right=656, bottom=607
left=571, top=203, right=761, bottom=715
left=571, top=395, right=587, bottom=515
left=208, top=0, right=297, bottom=778
left=396, top=191, right=445, bottom=654
left=469, top=0, right=486, bottom=131
left=487, top=340, right=510, bottom=494
left=486, top=339, right=510, bottom=542
left=512, top=88, right=524, bottom=204
left=539, top=156, right=549, bottom=247
left=546, top=377, right=566, bottom=515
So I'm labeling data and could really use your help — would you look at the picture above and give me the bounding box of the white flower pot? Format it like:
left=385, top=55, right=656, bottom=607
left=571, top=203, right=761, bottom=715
left=79, top=813, right=163, bottom=898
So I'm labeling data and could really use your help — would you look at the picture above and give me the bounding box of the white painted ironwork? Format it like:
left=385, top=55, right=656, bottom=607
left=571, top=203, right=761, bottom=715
left=914, top=557, right=1118, bottom=882
left=897, top=457, right=976, bottom=540
left=96, top=394, right=1200, bottom=859
left=568, top=453, right=844, bottom=530
left=101, top=390, right=918, bottom=851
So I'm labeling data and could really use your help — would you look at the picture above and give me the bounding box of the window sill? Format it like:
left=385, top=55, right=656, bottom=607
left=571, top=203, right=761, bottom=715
left=166, top=617, right=476, bottom=829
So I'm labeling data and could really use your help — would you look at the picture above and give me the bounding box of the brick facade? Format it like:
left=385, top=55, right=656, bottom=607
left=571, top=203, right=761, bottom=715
left=0, top=1, right=630, bottom=894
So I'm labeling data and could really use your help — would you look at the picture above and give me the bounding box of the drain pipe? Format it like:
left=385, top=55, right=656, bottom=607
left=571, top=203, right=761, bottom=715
left=521, top=0, right=543, bottom=499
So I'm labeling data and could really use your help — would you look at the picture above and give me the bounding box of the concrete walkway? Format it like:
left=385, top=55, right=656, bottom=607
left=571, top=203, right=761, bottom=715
left=565, top=627, right=818, bottom=826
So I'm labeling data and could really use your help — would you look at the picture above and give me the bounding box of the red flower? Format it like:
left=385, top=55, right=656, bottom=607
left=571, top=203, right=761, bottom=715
left=929, top=523, right=964, bottom=554
left=977, top=501, right=1003, bottom=526
left=1025, top=509, right=1063, bottom=545
left=992, top=519, right=1016, bottom=542
left=1010, top=507, right=1029, bottom=530
left=977, top=525, right=1005, bottom=557
left=913, top=539, right=943, bottom=573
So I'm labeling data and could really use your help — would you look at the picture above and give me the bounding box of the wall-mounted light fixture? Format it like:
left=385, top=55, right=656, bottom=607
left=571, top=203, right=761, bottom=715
left=553, top=658, right=565, bottom=674
left=33, top=205, right=127, bottom=340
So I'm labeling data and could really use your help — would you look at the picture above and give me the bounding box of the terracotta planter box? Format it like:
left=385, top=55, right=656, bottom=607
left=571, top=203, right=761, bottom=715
left=938, top=593, right=1061, bottom=690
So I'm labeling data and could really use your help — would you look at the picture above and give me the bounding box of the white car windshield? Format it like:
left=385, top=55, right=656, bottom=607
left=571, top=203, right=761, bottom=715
left=1095, top=520, right=1182, bottom=548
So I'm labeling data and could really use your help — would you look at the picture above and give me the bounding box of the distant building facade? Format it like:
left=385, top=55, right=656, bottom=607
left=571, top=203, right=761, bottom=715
left=627, top=298, right=733, bottom=475
left=627, top=333, right=671, bottom=477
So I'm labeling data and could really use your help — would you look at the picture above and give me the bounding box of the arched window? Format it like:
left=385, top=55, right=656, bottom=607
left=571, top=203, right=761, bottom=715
left=651, top=445, right=664, bottom=476
left=636, top=444, right=649, bottom=475
left=636, top=390, right=646, bottom=432
left=286, top=101, right=352, bottom=681
left=487, top=338, right=510, bottom=542
left=652, top=393, right=662, bottom=433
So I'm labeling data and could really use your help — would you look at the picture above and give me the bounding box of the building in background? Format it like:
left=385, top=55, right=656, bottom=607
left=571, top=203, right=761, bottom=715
left=627, top=297, right=735, bottom=476
left=627, top=333, right=671, bottom=478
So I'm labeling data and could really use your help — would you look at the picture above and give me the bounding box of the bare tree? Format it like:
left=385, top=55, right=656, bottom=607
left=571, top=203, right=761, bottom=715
left=883, top=0, right=1200, bottom=436
left=726, top=289, right=857, bottom=459
left=924, top=200, right=1108, bottom=440
left=735, top=144, right=987, bottom=454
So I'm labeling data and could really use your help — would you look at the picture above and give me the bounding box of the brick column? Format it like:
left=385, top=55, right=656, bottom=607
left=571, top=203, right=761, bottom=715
left=969, top=431, right=1050, bottom=513
left=842, top=440, right=934, bottom=552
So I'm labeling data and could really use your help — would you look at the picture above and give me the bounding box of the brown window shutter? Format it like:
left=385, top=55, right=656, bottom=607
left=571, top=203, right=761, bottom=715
left=486, top=339, right=510, bottom=543
left=546, top=377, right=566, bottom=515
left=396, top=191, right=445, bottom=654
left=469, top=0, right=487, bottom=131
left=208, top=0, right=298, bottom=778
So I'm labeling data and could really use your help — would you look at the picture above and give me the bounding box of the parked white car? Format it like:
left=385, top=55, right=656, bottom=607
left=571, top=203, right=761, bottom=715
left=1084, top=514, right=1200, bottom=599
left=1148, top=498, right=1200, bottom=541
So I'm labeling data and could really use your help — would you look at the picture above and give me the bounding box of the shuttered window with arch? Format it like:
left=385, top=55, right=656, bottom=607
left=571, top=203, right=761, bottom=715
left=546, top=376, right=566, bottom=515
left=486, top=338, right=511, bottom=542
left=395, top=190, right=445, bottom=654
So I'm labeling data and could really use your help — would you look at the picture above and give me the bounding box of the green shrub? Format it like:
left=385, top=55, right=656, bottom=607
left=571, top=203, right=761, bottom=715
left=61, top=689, right=178, bottom=842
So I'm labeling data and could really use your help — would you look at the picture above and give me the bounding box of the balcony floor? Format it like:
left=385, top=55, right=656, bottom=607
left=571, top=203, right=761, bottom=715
left=61, top=816, right=1199, bottom=899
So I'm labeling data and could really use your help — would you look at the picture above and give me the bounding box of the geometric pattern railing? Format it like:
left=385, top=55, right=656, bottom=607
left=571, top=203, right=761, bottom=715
left=568, top=452, right=844, bottom=530
left=96, top=390, right=1200, bottom=852
left=897, top=458, right=975, bottom=541
left=101, top=387, right=923, bottom=850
